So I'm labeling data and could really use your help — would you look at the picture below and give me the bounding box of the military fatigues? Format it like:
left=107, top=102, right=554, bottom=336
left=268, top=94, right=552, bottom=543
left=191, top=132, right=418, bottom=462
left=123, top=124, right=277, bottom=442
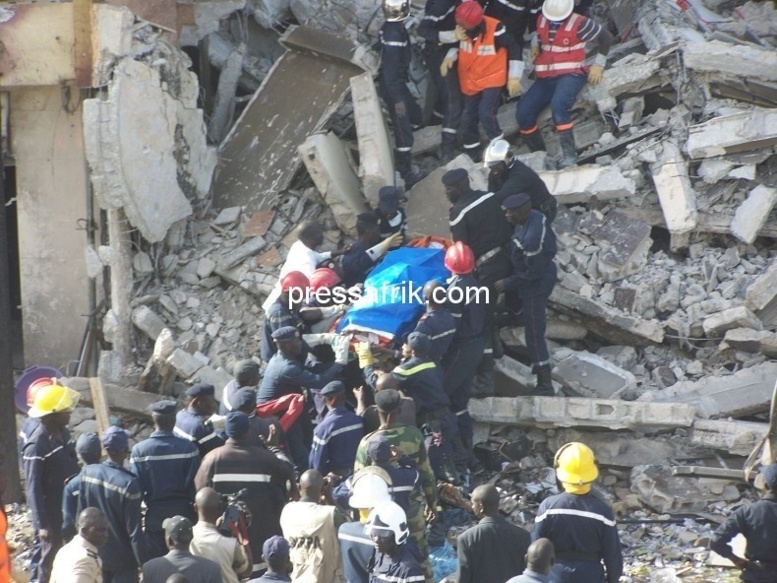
left=195, top=438, right=295, bottom=577
left=369, top=545, right=426, bottom=583
left=489, top=159, right=558, bottom=223
left=22, top=425, right=80, bottom=583
left=309, top=406, right=364, bottom=476
left=533, top=492, right=623, bottom=583
left=174, top=407, right=225, bottom=458
left=261, top=299, right=305, bottom=363
left=78, top=461, right=145, bottom=582
left=413, top=308, right=457, bottom=364
left=129, top=430, right=201, bottom=559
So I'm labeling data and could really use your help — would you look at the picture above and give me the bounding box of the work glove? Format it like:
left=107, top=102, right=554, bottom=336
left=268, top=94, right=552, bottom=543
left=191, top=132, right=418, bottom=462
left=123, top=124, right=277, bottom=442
left=454, top=25, right=469, bottom=41
left=507, top=77, right=521, bottom=98
left=530, top=44, right=540, bottom=59
left=440, top=58, right=455, bottom=77
left=382, top=232, right=403, bottom=251
left=333, top=335, right=351, bottom=365
left=356, top=341, right=374, bottom=368
left=587, top=64, right=604, bottom=85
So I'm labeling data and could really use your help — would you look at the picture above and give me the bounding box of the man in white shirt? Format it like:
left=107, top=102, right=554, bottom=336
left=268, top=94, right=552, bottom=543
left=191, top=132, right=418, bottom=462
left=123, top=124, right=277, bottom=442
left=51, top=507, right=109, bottom=583
left=190, top=487, right=251, bottom=583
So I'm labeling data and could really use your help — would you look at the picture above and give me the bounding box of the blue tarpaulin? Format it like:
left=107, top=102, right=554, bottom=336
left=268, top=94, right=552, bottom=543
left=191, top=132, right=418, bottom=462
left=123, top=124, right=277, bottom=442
left=336, top=247, right=450, bottom=340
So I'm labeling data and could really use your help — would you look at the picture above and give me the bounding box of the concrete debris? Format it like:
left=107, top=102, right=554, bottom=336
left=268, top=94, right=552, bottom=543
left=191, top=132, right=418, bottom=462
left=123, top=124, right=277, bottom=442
left=553, top=351, right=637, bottom=400
left=631, top=464, right=740, bottom=514
left=683, top=40, right=777, bottom=82
left=690, top=419, right=769, bottom=457
left=580, top=52, right=666, bottom=113
left=731, top=185, right=777, bottom=245
left=702, top=306, right=762, bottom=338
left=685, top=108, right=777, bottom=159
left=649, top=141, right=697, bottom=251
left=722, top=328, right=777, bottom=359
left=539, top=165, right=636, bottom=205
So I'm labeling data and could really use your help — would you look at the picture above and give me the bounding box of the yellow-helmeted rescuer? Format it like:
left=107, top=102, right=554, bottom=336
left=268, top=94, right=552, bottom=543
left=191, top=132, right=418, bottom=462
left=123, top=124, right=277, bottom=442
left=532, top=442, right=623, bottom=582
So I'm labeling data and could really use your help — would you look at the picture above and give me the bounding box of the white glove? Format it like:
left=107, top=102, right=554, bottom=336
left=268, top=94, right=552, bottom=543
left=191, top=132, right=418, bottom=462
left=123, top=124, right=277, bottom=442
left=333, top=335, right=351, bottom=365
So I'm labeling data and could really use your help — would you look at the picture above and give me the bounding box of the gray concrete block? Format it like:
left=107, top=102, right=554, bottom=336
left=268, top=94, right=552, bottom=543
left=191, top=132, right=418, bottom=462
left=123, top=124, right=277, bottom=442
left=213, top=207, right=242, bottom=225
left=132, top=306, right=167, bottom=341
left=684, top=40, right=777, bottom=82
left=167, top=348, right=204, bottom=379
left=650, top=141, right=697, bottom=249
left=539, top=165, right=636, bottom=204
left=217, top=236, right=267, bottom=270
left=723, top=328, right=777, bottom=358
left=592, top=211, right=653, bottom=282
left=690, top=419, right=769, bottom=456
left=731, top=185, right=777, bottom=245
left=194, top=365, right=233, bottom=391
left=553, top=351, right=636, bottom=399
left=702, top=306, right=762, bottom=338
left=631, top=464, right=740, bottom=514
left=686, top=108, right=777, bottom=159
left=197, top=257, right=217, bottom=279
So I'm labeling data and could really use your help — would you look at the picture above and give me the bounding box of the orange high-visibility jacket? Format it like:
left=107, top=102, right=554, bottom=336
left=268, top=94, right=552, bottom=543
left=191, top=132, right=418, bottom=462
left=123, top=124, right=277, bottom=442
left=457, top=16, right=507, bottom=96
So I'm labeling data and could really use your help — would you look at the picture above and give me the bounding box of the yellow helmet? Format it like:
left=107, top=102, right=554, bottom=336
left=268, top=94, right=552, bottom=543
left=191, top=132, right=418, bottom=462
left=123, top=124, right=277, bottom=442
left=28, top=384, right=80, bottom=418
left=554, top=442, right=599, bottom=486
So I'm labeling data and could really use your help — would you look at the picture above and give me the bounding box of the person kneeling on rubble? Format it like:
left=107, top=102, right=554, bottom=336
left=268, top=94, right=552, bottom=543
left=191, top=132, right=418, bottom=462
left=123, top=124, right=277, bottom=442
left=516, top=0, right=612, bottom=169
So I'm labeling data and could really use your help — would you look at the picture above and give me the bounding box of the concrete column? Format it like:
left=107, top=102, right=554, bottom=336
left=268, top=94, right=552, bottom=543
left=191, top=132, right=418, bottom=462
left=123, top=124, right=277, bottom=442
left=107, top=208, right=133, bottom=367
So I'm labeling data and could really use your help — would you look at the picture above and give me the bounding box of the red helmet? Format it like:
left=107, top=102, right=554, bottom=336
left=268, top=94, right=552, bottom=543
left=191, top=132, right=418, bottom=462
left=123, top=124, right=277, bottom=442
left=280, top=271, right=310, bottom=293
left=27, top=377, right=56, bottom=408
left=444, top=241, right=475, bottom=275
left=309, top=268, right=341, bottom=292
left=455, top=0, right=483, bottom=30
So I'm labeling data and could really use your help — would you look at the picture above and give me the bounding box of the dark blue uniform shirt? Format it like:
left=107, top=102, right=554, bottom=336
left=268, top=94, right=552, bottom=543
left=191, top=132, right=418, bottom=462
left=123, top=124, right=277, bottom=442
left=503, top=210, right=557, bottom=299
left=309, top=406, right=364, bottom=475
left=261, top=299, right=305, bottom=362
left=339, top=521, right=374, bottom=583
left=446, top=274, right=486, bottom=341
left=174, top=408, right=225, bottom=458
left=391, top=356, right=450, bottom=416
left=413, top=308, right=456, bottom=363
left=369, top=544, right=425, bottom=583
left=339, top=241, right=375, bottom=288
left=258, top=352, right=343, bottom=403
left=380, top=22, right=412, bottom=105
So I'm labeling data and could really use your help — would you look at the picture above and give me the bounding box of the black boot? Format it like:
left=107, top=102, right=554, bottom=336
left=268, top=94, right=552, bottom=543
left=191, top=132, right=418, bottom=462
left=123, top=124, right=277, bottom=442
left=528, top=364, right=554, bottom=396
left=522, top=129, right=546, bottom=153
left=441, top=140, right=457, bottom=164
left=557, top=128, right=578, bottom=169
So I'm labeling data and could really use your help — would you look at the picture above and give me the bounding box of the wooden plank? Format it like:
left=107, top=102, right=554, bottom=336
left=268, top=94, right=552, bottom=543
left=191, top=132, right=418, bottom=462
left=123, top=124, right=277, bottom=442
left=89, top=377, right=112, bottom=435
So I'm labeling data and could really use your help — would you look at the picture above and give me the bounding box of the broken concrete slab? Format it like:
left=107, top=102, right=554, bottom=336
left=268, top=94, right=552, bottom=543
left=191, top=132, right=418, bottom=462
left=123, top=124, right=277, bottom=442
left=167, top=348, right=205, bottom=379
left=549, top=286, right=665, bottom=346
left=193, top=365, right=233, bottom=390
left=683, top=40, right=777, bottom=82
left=580, top=52, right=665, bottom=113
left=91, top=4, right=134, bottom=87
left=493, top=355, right=535, bottom=396
left=469, top=396, right=695, bottom=430
left=132, top=306, right=167, bottom=341
left=631, top=464, right=740, bottom=514
left=690, top=419, right=769, bottom=457
left=299, top=131, right=368, bottom=236
left=350, top=73, right=394, bottom=206
left=214, top=207, right=242, bottom=226
left=685, top=108, right=777, bottom=159
left=731, top=185, right=777, bottom=245
left=638, top=361, right=777, bottom=419
left=745, top=261, right=777, bottom=315
left=702, top=306, right=762, bottom=338
left=212, top=26, right=375, bottom=212
left=650, top=141, right=697, bottom=250
left=592, top=211, right=653, bottom=282
left=539, top=165, right=636, bottom=204
left=217, top=236, right=267, bottom=270
left=723, top=328, right=777, bottom=359
left=61, top=377, right=161, bottom=418
left=500, top=320, right=588, bottom=347
left=553, top=351, right=637, bottom=400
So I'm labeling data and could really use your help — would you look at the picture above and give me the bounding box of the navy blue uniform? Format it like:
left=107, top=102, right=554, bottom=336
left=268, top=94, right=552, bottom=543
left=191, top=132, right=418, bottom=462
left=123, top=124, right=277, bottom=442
left=711, top=493, right=777, bottom=583
left=309, top=406, right=364, bottom=476
left=483, top=0, right=540, bottom=50
left=62, top=465, right=99, bottom=542
left=489, top=159, right=558, bottom=223
left=79, top=460, right=145, bottom=581
left=174, top=407, right=225, bottom=458
left=532, top=492, right=623, bottom=583
left=503, top=209, right=557, bottom=369
left=413, top=308, right=456, bottom=364
left=339, top=521, right=374, bottom=583
left=339, top=241, right=375, bottom=288
left=129, top=430, right=201, bottom=559
left=378, top=208, right=408, bottom=241
left=261, top=299, right=304, bottom=362
left=369, top=544, right=425, bottom=583
left=22, top=425, right=80, bottom=583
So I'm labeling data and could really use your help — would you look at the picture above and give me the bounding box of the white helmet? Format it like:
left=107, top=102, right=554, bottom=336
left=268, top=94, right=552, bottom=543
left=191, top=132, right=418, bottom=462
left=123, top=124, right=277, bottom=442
left=349, top=470, right=392, bottom=509
left=483, top=138, right=512, bottom=168
left=365, top=501, right=409, bottom=545
left=542, top=0, right=574, bottom=21
left=383, top=0, right=410, bottom=22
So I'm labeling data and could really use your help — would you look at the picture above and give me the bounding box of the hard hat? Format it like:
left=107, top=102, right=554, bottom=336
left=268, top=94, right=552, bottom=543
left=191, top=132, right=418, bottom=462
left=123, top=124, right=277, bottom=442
left=554, top=442, right=599, bottom=485
left=27, top=377, right=57, bottom=408
left=542, top=0, right=574, bottom=22
left=365, top=501, right=410, bottom=545
left=455, top=0, right=483, bottom=30
left=309, top=268, right=341, bottom=292
left=28, top=384, right=80, bottom=419
left=483, top=138, right=512, bottom=168
left=383, top=0, right=410, bottom=22
left=444, top=241, right=475, bottom=275
left=349, top=470, right=393, bottom=509
left=280, top=271, right=310, bottom=293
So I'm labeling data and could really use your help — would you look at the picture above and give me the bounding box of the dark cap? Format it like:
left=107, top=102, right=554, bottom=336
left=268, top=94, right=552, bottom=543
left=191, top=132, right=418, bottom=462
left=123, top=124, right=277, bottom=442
left=502, top=193, right=532, bottom=210
left=163, top=516, right=193, bottom=542
left=75, top=432, right=102, bottom=461
left=368, top=435, right=392, bottom=464
left=406, top=331, right=431, bottom=356
left=230, top=387, right=257, bottom=411
left=226, top=411, right=250, bottom=438
left=234, top=359, right=260, bottom=386
left=762, top=464, right=777, bottom=489
left=263, top=535, right=290, bottom=561
left=321, top=381, right=345, bottom=397
left=441, top=168, right=469, bottom=186
left=186, top=383, right=215, bottom=398
left=379, top=186, right=400, bottom=214
left=357, top=211, right=380, bottom=226
left=375, top=389, right=401, bottom=414
left=148, top=400, right=177, bottom=415
left=101, top=425, right=129, bottom=452
left=272, top=326, right=299, bottom=342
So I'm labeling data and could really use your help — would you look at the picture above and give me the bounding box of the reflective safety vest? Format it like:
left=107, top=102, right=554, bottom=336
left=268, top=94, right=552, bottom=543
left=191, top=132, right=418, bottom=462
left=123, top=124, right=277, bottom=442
left=0, top=508, right=9, bottom=583
left=457, top=16, right=507, bottom=96
left=534, top=13, right=587, bottom=78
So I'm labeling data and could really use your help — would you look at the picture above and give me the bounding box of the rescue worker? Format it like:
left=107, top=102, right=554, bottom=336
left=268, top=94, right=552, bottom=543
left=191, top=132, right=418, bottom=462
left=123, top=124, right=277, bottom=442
left=483, top=0, right=540, bottom=51
left=229, top=388, right=287, bottom=456
left=366, top=502, right=425, bottom=583
left=63, top=433, right=103, bottom=541
left=376, top=186, right=408, bottom=242
left=175, top=384, right=224, bottom=457
left=334, top=213, right=402, bottom=288
left=495, top=193, right=557, bottom=396
left=51, top=507, right=109, bottom=583
left=22, top=383, right=81, bottom=583
left=356, top=370, right=417, bottom=434
left=130, top=401, right=201, bottom=560
left=261, top=271, right=310, bottom=363
left=484, top=138, right=558, bottom=223
left=441, top=1, right=523, bottom=162
left=78, top=426, right=145, bottom=582
left=412, top=280, right=457, bottom=365
left=195, top=411, right=298, bottom=578
left=516, top=0, right=612, bottom=168
left=279, top=470, right=347, bottom=583
left=309, top=381, right=364, bottom=477
left=532, top=442, right=623, bottom=583
left=417, top=0, right=462, bottom=163
left=220, top=360, right=260, bottom=415
left=711, top=463, right=777, bottom=582
left=379, top=0, right=426, bottom=188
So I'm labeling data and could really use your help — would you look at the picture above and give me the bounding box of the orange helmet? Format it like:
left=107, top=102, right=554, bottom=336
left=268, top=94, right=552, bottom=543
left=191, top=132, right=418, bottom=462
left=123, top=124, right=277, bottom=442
left=456, top=0, right=483, bottom=30
left=309, top=268, right=341, bottom=292
left=280, top=271, right=310, bottom=293
left=444, top=241, right=475, bottom=275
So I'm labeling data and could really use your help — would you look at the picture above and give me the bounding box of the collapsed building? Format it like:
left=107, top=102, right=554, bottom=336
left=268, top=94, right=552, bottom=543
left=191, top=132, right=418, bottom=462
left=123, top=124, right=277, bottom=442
left=3, top=0, right=777, bottom=579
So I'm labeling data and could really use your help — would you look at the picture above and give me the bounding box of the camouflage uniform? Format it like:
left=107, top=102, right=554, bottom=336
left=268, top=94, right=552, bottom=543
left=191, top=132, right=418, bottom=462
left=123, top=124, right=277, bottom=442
left=355, top=424, right=436, bottom=583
